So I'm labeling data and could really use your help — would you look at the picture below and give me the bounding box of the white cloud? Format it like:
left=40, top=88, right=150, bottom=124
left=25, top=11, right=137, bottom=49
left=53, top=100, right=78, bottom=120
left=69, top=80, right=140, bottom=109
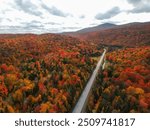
left=0, top=0, right=150, bottom=33
left=110, top=12, right=150, bottom=24
left=95, top=7, right=121, bottom=20
left=127, top=0, right=150, bottom=13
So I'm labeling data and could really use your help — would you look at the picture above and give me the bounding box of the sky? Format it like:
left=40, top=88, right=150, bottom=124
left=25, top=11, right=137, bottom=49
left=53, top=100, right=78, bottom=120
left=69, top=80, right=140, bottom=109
left=0, top=0, right=150, bottom=33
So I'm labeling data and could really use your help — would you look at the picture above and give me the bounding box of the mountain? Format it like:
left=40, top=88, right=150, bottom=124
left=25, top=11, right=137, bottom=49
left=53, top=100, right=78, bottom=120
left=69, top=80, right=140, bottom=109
left=75, top=23, right=116, bottom=33
left=64, top=22, right=150, bottom=47
left=63, top=23, right=116, bottom=35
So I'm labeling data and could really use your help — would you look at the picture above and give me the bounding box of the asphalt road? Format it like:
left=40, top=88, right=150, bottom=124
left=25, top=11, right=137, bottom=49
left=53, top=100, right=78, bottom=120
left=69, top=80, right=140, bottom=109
left=73, top=49, right=106, bottom=113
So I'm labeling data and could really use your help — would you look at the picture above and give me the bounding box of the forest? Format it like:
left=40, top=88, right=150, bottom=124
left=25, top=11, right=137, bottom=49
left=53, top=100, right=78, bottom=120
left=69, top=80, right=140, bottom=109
left=0, top=34, right=101, bottom=112
left=69, top=22, right=150, bottom=47
left=0, top=32, right=149, bottom=112
left=87, top=46, right=150, bottom=112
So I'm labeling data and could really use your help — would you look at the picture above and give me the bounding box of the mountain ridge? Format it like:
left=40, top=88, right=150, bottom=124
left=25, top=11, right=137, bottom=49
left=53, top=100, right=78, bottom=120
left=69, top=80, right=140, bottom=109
left=63, top=22, right=150, bottom=47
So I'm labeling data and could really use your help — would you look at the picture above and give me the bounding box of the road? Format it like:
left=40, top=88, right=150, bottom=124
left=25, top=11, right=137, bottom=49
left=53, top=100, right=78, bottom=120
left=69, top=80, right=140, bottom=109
left=72, top=49, right=107, bottom=113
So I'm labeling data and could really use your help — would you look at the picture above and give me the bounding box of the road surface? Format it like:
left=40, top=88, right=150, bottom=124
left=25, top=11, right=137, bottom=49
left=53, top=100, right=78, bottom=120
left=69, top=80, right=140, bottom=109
left=72, top=49, right=106, bottom=113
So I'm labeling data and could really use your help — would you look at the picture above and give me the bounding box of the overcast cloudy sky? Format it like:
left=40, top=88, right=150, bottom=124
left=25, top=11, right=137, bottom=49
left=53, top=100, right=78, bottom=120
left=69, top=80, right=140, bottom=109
left=0, top=0, right=150, bottom=33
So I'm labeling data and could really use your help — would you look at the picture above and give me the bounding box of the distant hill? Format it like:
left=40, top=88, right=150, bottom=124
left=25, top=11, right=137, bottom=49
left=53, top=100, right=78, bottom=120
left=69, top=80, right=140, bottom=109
left=63, top=23, right=116, bottom=35
left=64, top=22, right=150, bottom=47
left=76, top=23, right=116, bottom=33
left=0, top=33, right=99, bottom=64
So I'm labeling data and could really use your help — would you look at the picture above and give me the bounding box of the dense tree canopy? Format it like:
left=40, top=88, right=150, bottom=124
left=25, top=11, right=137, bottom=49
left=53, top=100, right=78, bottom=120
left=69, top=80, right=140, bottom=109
left=0, top=34, right=102, bottom=112
left=87, top=46, right=150, bottom=112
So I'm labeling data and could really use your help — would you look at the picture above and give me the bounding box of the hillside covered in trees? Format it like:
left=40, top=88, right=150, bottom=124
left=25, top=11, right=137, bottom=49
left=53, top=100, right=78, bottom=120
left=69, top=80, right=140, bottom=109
left=87, top=46, right=150, bottom=112
left=65, top=22, right=150, bottom=47
left=0, top=27, right=149, bottom=113
left=0, top=34, right=102, bottom=112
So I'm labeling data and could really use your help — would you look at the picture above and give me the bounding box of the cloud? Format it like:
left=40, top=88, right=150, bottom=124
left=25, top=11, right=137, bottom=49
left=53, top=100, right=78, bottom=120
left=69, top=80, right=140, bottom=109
left=14, top=0, right=42, bottom=16
left=127, top=0, right=142, bottom=6
left=23, top=21, right=44, bottom=29
left=0, top=19, right=65, bottom=34
left=62, top=27, right=81, bottom=30
left=0, top=20, right=44, bottom=34
left=41, top=4, right=69, bottom=17
left=44, top=22, right=63, bottom=25
left=0, top=18, right=2, bottom=22
left=131, top=5, right=150, bottom=13
left=79, top=15, right=85, bottom=19
left=127, top=0, right=150, bottom=13
left=95, top=7, right=121, bottom=20
left=6, top=18, right=12, bottom=22
left=22, top=20, right=62, bottom=28
left=0, top=17, right=12, bottom=25
left=0, top=25, right=44, bottom=34
left=0, top=26, right=24, bottom=33
left=0, top=0, right=150, bottom=34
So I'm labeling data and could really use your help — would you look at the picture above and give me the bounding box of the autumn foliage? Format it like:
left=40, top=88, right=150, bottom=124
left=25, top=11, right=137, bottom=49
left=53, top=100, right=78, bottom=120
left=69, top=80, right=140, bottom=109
left=0, top=33, right=149, bottom=113
left=70, top=22, right=150, bottom=47
left=88, top=46, right=150, bottom=112
left=0, top=34, right=101, bottom=112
